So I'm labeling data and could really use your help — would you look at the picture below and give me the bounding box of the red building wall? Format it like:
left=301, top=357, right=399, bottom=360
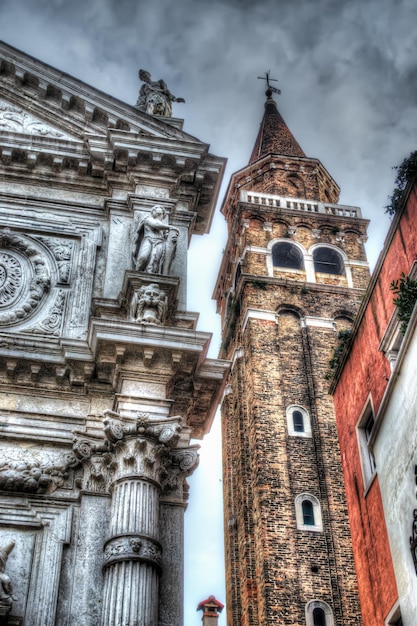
left=333, top=182, right=417, bottom=624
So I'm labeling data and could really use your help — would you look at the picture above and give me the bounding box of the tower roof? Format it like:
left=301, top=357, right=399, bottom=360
left=249, top=93, right=306, bottom=163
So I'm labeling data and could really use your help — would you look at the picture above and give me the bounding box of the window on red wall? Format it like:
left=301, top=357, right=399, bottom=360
left=357, top=401, right=376, bottom=490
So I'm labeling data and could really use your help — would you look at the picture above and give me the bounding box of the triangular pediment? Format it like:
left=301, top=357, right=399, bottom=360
left=0, top=99, right=73, bottom=139
left=0, top=41, right=204, bottom=147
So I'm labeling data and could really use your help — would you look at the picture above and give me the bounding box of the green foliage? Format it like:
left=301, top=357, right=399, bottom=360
left=385, top=151, right=417, bottom=215
left=325, top=329, right=352, bottom=380
left=390, top=272, right=417, bottom=334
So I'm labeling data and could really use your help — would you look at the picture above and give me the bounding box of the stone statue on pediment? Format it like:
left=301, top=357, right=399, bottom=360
left=135, top=69, right=185, bottom=117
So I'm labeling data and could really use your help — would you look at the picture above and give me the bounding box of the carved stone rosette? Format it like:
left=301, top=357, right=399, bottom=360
left=100, top=412, right=182, bottom=626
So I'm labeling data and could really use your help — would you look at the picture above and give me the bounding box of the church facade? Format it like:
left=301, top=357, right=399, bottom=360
left=214, top=86, right=369, bottom=625
left=0, top=42, right=228, bottom=626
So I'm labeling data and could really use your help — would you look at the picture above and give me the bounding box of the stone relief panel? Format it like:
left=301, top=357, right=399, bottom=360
left=0, top=446, right=77, bottom=494
left=26, top=289, right=67, bottom=336
left=0, top=229, right=50, bottom=326
left=37, top=237, right=74, bottom=285
left=0, top=100, right=71, bottom=138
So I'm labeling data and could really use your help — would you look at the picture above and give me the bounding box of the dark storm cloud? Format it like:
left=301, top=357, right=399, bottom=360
left=1, top=2, right=417, bottom=622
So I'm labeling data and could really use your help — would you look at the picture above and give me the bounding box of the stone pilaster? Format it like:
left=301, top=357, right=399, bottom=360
left=159, top=446, right=199, bottom=626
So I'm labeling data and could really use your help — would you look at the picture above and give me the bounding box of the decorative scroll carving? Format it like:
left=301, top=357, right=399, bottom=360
left=38, top=237, right=74, bottom=284
left=161, top=446, right=200, bottom=498
left=130, top=283, right=167, bottom=325
left=0, top=253, right=23, bottom=306
left=0, top=229, right=50, bottom=325
left=103, top=411, right=181, bottom=451
left=26, top=289, right=66, bottom=335
left=103, top=535, right=162, bottom=570
left=0, top=101, right=65, bottom=137
left=132, top=206, right=179, bottom=274
left=135, top=70, right=185, bottom=117
left=0, top=540, right=15, bottom=616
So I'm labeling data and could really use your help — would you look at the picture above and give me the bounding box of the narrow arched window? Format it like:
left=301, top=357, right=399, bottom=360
left=313, top=247, right=344, bottom=275
left=313, top=607, right=326, bottom=626
left=292, top=410, right=304, bottom=432
left=286, top=405, right=311, bottom=438
left=302, top=500, right=315, bottom=526
left=272, top=242, right=304, bottom=270
left=295, top=494, right=323, bottom=531
left=306, top=600, right=334, bottom=626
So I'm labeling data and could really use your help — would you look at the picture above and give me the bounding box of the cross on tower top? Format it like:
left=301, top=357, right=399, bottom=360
left=257, top=70, right=281, bottom=98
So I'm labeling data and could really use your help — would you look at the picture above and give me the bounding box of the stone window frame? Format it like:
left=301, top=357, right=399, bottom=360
left=356, top=397, right=377, bottom=492
left=266, top=239, right=352, bottom=287
left=309, top=243, right=353, bottom=287
left=295, top=493, right=323, bottom=532
left=286, top=404, right=312, bottom=438
left=385, top=600, right=402, bottom=625
left=266, top=239, right=310, bottom=279
left=305, top=600, right=335, bottom=626
left=271, top=240, right=305, bottom=270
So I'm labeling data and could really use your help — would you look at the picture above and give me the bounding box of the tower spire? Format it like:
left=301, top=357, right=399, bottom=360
left=250, top=72, right=305, bottom=163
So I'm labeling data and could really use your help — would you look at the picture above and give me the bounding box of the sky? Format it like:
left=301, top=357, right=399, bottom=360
left=1, top=0, right=417, bottom=623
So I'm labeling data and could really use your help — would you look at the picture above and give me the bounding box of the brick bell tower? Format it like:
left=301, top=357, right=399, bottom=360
left=214, top=77, right=369, bottom=625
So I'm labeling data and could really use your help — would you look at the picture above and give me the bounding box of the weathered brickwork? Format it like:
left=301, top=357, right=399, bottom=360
left=216, top=96, right=368, bottom=625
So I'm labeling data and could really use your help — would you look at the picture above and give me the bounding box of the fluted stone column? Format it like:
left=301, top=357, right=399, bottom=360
left=100, top=413, right=182, bottom=626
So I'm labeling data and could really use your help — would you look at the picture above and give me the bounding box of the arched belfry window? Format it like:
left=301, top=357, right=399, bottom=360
left=305, top=600, right=334, bottom=626
left=272, top=242, right=304, bottom=270
left=286, top=405, right=312, bottom=438
left=313, top=246, right=344, bottom=275
left=295, top=494, right=323, bottom=532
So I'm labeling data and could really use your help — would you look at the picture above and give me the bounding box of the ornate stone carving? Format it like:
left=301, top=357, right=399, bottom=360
left=132, top=206, right=179, bottom=274
left=38, top=237, right=74, bottom=284
left=0, top=253, right=23, bottom=306
left=0, top=229, right=50, bottom=325
left=0, top=540, right=15, bottom=616
left=26, top=289, right=66, bottom=335
left=0, top=448, right=78, bottom=494
left=135, top=70, right=185, bottom=117
left=0, top=101, right=65, bottom=137
left=103, top=535, right=162, bottom=570
left=161, top=446, right=200, bottom=498
left=130, top=283, right=167, bottom=325
left=103, top=412, right=181, bottom=451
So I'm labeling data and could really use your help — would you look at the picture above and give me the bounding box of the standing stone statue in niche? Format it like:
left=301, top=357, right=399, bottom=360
left=0, top=541, right=15, bottom=615
left=135, top=70, right=185, bottom=117
left=130, top=283, right=167, bottom=325
left=132, top=205, right=179, bottom=274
